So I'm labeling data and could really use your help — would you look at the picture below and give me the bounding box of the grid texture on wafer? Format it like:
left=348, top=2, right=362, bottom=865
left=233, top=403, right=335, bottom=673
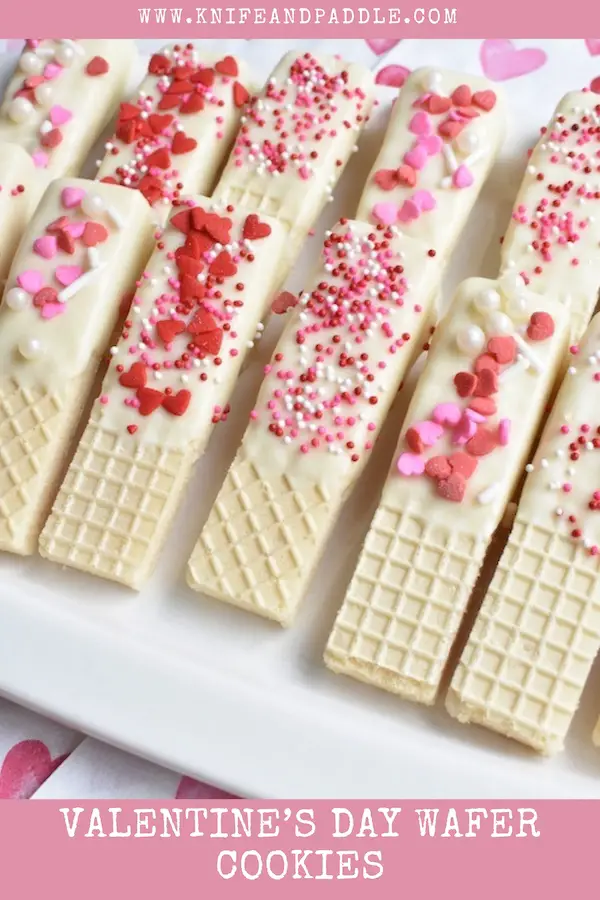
left=447, top=515, right=600, bottom=754
left=39, top=412, right=187, bottom=587
left=187, top=446, right=334, bottom=623
left=325, top=502, right=486, bottom=703
left=0, top=377, right=64, bottom=550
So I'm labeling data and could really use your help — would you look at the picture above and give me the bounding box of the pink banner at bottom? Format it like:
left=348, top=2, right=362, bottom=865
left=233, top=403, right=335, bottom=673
left=0, top=801, right=588, bottom=897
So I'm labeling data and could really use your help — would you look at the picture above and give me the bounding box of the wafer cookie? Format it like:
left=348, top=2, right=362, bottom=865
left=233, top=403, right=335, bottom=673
left=97, top=45, right=256, bottom=221
left=213, top=50, right=375, bottom=280
left=39, top=198, right=285, bottom=588
left=448, top=313, right=600, bottom=753
left=0, top=178, right=154, bottom=554
left=326, top=276, right=569, bottom=703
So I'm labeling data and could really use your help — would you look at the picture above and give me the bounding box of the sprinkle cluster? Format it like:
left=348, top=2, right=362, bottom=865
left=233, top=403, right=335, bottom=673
left=99, top=46, right=249, bottom=208
left=372, top=77, right=497, bottom=227
left=232, top=52, right=368, bottom=196
left=111, top=203, right=272, bottom=434
left=251, top=223, right=432, bottom=462
left=5, top=39, right=109, bottom=169
left=506, top=99, right=600, bottom=282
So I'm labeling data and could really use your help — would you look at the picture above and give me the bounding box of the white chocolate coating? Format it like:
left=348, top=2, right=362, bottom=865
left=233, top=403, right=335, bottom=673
left=214, top=50, right=375, bottom=281
left=0, top=178, right=154, bottom=554
left=0, top=40, right=136, bottom=178
left=448, top=313, right=600, bottom=753
left=97, top=46, right=257, bottom=222
left=325, top=277, right=569, bottom=703
left=356, top=67, right=506, bottom=254
left=501, top=91, right=600, bottom=342
left=0, top=142, right=46, bottom=285
left=187, top=220, right=441, bottom=624
left=39, top=198, right=285, bottom=588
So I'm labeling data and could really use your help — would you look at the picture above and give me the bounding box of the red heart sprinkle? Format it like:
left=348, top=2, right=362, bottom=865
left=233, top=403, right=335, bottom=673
left=209, top=250, right=237, bottom=278
left=454, top=371, right=477, bottom=397
left=424, top=455, right=452, bottom=480
left=180, top=93, right=205, bottom=114
left=170, top=209, right=192, bottom=234
left=85, top=56, right=109, bottom=77
left=466, top=427, right=498, bottom=457
left=186, top=231, right=215, bottom=257
left=158, top=94, right=181, bottom=111
left=190, top=206, right=206, bottom=232
left=41, top=127, right=62, bottom=148
left=148, top=54, right=171, bottom=76
left=472, top=89, right=497, bottom=112
left=46, top=215, right=70, bottom=234
left=119, top=362, right=147, bottom=389
left=203, top=213, right=232, bottom=244
left=176, top=252, right=204, bottom=278
left=487, top=335, right=517, bottom=365
left=156, top=318, right=185, bottom=344
left=215, top=56, right=238, bottom=77
left=188, top=309, right=218, bottom=335
left=438, top=119, right=465, bottom=140
left=448, top=452, right=478, bottom=479
left=172, top=64, right=194, bottom=81
left=179, top=274, right=205, bottom=303
left=468, top=396, right=497, bottom=417
left=82, top=222, right=109, bottom=247
left=271, top=291, right=298, bottom=315
left=425, top=94, right=451, bottom=115
left=145, top=147, right=171, bottom=169
left=166, top=79, right=194, bottom=95
left=56, top=229, right=75, bottom=254
left=127, top=424, right=138, bottom=435
left=119, top=102, right=141, bottom=121
left=137, top=387, right=164, bottom=417
left=474, top=367, right=498, bottom=397
left=436, top=472, right=466, bottom=502
left=191, top=68, right=215, bottom=87
left=163, top=389, right=191, bottom=417
left=192, top=328, right=223, bottom=356
left=171, top=131, right=198, bottom=155
left=374, top=169, right=400, bottom=191
left=233, top=81, right=250, bottom=107
left=451, top=84, right=472, bottom=107
left=527, top=311, right=555, bottom=342
left=148, top=113, right=173, bottom=134
left=405, top=426, right=425, bottom=454
left=242, top=214, right=271, bottom=241
left=474, top=353, right=500, bottom=374
left=33, top=287, right=58, bottom=308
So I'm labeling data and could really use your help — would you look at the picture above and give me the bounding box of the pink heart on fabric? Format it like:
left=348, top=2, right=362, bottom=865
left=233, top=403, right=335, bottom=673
left=591, top=76, right=600, bottom=94
left=409, top=111, right=431, bottom=136
left=418, top=134, right=443, bottom=156
left=49, top=104, right=72, bottom=126
left=432, top=402, right=462, bottom=426
left=453, top=164, right=474, bottom=189
left=32, top=151, right=49, bottom=169
left=0, top=740, right=66, bottom=800
left=413, top=421, right=443, bottom=446
left=585, top=39, right=600, bottom=55
left=40, top=301, right=65, bottom=319
left=61, top=186, right=85, bottom=209
left=404, top=144, right=428, bottom=170
left=397, top=452, right=425, bottom=476
left=480, top=39, right=547, bottom=81
left=412, top=190, right=436, bottom=211
left=55, top=265, right=83, bottom=286
left=175, top=776, right=238, bottom=800
left=33, top=235, right=57, bottom=259
left=373, top=202, right=399, bottom=225
left=375, top=64, right=411, bottom=87
left=365, top=38, right=401, bottom=55
left=44, top=62, right=62, bottom=80
left=16, top=269, right=43, bottom=294
left=452, top=415, right=477, bottom=445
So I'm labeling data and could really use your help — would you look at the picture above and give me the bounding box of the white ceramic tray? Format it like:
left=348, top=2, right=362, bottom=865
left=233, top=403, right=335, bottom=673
left=1, top=38, right=600, bottom=798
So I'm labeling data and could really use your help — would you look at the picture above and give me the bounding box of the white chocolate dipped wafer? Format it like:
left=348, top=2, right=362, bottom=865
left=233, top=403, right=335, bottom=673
left=325, top=277, right=569, bottom=703
left=500, top=91, right=600, bottom=342
left=0, top=39, right=136, bottom=177
left=357, top=68, right=505, bottom=253
left=213, top=50, right=375, bottom=280
left=0, top=179, right=154, bottom=555
left=448, top=313, right=600, bottom=754
left=0, top=142, right=47, bottom=286
left=39, top=199, right=285, bottom=588
left=187, top=220, right=440, bottom=625
left=97, top=45, right=256, bottom=221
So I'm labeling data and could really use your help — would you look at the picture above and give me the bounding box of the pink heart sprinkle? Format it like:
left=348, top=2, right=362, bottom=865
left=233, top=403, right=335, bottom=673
left=586, top=39, right=600, bottom=56
left=452, top=415, right=477, bottom=445
left=432, top=402, right=462, bottom=426
left=298, top=165, right=311, bottom=180
left=375, top=64, right=411, bottom=88
left=404, top=144, right=428, bottom=170
left=365, top=38, right=401, bottom=55
left=453, top=164, right=474, bottom=189
left=409, top=111, right=431, bottom=136
left=397, top=452, right=425, bottom=477
left=44, top=62, right=62, bottom=80
left=414, top=421, right=443, bottom=446
left=49, top=104, right=72, bottom=126
left=32, top=151, right=49, bottom=169
left=465, top=408, right=486, bottom=424
left=372, top=202, right=399, bottom=226
left=397, top=199, right=420, bottom=223
left=55, top=265, right=83, bottom=287
left=33, top=235, right=57, bottom=259
left=41, top=301, right=66, bottom=319
left=16, top=269, right=43, bottom=295
left=66, top=221, right=85, bottom=238
left=419, top=134, right=443, bottom=156
left=413, top=190, right=437, bottom=212
left=61, top=187, right=85, bottom=209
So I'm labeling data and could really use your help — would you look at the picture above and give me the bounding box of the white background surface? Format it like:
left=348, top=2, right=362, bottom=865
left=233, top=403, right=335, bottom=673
left=2, top=38, right=600, bottom=799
